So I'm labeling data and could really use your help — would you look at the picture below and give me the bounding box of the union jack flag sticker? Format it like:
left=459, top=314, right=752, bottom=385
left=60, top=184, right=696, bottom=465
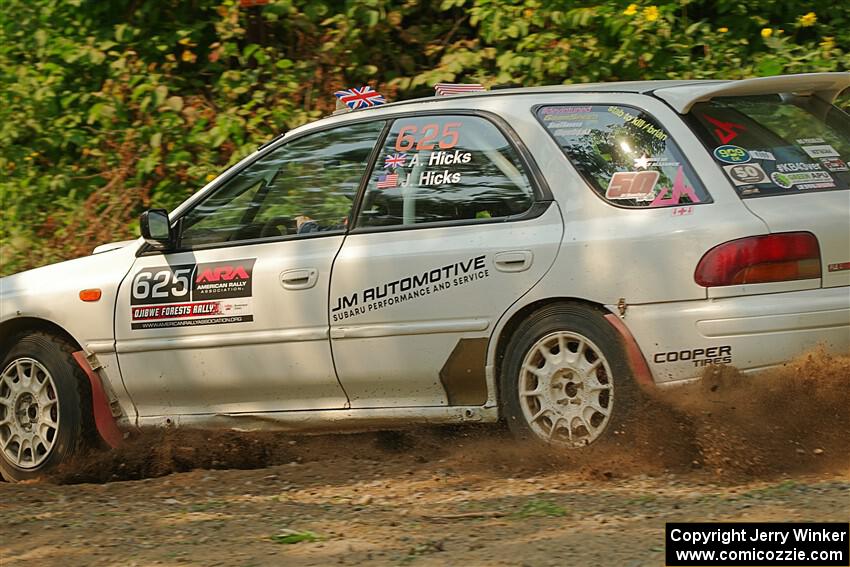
left=384, top=153, right=407, bottom=169
left=376, top=173, right=399, bottom=189
left=334, top=86, right=386, bottom=110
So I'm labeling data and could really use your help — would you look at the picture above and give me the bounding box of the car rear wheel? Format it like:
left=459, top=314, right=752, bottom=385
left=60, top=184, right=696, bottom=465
left=0, top=333, right=91, bottom=482
left=501, top=303, right=636, bottom=447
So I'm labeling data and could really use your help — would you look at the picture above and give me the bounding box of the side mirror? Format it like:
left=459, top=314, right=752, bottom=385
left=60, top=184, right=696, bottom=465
left=139, top=209, right=174, bottom=249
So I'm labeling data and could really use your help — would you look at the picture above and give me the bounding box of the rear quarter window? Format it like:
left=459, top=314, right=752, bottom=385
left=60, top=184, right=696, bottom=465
left=536, top=105, right=710, bottom=209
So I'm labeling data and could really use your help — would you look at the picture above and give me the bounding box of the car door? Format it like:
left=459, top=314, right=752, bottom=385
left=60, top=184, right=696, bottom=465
left=329, top=113, right=563, bottom=408
left=115, top=120, right=385, bottom=418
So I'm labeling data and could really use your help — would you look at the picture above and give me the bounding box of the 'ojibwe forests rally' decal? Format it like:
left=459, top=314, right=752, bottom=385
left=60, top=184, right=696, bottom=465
left=130, top=259, right=255, bottom=330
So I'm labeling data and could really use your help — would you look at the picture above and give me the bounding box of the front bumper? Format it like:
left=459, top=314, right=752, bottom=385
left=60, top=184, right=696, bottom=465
left=621, top=286, right=850, bottom=384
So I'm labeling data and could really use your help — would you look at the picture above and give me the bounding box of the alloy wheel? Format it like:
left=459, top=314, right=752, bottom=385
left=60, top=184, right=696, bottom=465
left=0, top=357, right=60, bottom=469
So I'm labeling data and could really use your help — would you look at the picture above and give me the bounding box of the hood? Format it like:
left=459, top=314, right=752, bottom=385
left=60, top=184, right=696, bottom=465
left=93, top=239, right=139, bottom=255
left=0, top=244, right=137, bottom=299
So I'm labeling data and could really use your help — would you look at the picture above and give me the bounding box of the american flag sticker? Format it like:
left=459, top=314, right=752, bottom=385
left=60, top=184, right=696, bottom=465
left=376, top=173, right=398, bottom=189
left=384, top=153, right=407, bottom=168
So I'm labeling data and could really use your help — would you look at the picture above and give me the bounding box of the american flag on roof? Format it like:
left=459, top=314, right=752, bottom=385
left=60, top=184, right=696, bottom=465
left=334, top=86, right=386, bottom=110
left=376, top=173, right=398, bottom=189
left=384, top=153, right=407, bottom=168
left=434, top=83, right=486, bottom=96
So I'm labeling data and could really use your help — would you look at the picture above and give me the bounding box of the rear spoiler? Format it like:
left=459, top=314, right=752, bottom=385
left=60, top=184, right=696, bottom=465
left=653, top=72, right=850, bottom=114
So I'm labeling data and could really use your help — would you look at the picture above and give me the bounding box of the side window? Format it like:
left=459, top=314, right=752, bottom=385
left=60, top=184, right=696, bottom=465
left=356, top=115, right=534, bottom=228
left=180, top=121, right=385, bottom=247
left=537, top=105, right=710, bottom=208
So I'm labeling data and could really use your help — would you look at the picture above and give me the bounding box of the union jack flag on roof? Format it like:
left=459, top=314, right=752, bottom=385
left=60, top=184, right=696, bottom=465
left=434, top=83, right=486, bottom=96
left=334, top=86, right=386, bottom=110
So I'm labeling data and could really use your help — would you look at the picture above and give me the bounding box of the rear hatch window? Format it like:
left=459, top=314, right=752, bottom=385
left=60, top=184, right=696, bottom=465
left=688, top=95, right=850, bottom=198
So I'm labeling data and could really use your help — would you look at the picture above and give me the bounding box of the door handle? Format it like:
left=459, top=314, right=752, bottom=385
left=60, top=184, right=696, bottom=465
left=280, top=268, right=318, bottom=290
left=494, top=251, right=533, bottom=273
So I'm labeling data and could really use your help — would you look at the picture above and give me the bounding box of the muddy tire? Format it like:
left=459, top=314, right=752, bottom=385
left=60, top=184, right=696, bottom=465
left=500, top=303, right=637, bottom=447
left=0, top=333, right=92, bottom=482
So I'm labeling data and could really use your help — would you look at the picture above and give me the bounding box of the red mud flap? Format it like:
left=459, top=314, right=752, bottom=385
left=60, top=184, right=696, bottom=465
left=72, top=351, right=123, bottom=448
left=603, top=314, right=655, bottom=389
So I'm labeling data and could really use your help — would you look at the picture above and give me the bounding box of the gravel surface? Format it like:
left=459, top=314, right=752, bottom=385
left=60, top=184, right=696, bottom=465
left=1, top=350, right=848, bottom=566
left=2, top=458, right=848, bottom=566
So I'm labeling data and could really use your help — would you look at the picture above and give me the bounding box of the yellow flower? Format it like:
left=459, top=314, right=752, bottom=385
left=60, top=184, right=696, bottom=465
left=205, top=173, right=216, bottom=182
left=799, top=12, right=817, bottom=27
left=643, top=5, right=659, bottom=21
left=760, top=28, right=773, bottom=39
left=820, top=36, right=835, bottom=51
left=623, top=3, right=638, bottom=16
left=717, top=27, right=728, bottom=33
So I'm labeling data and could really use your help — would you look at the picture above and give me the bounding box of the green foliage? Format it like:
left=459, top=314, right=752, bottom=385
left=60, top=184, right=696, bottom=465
left=514, top=498, right=568, bottom=518
left=1, top=1, right=848, bottom=275
left=270, top=529, right=320, bottom=544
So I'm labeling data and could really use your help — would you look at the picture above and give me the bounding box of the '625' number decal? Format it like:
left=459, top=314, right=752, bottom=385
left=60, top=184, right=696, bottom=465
left=395, top=122, right=461, bottom=151
left=130, top=265, right=194, bottom=305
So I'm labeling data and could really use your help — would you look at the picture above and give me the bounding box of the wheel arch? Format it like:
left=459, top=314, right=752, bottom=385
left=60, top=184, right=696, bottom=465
left=489, top=296, right=653, bottom=409
left=0, top=317, right=82, bottom=363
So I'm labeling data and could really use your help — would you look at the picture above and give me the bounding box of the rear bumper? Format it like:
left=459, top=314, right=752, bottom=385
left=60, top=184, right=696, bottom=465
left=621, top=286, right=850, bottom=384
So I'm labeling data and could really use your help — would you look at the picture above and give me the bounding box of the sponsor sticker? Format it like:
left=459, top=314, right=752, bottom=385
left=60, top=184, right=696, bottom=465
left=605, top=170, right=659, bottom=201
left=130, top=259, right=255, bottom=329
left=542, top=106, right=593, bottom=115
left=671, top=206, right=693, bottom=216
left=713, top=145, right=750, bottom=164
left=801, top=144, right=840, bottom=158
left=770, top=171, right=835, bottom=190
left=607, top=106, right=668, bottom=141
left=796, top=137, right=825, bottom=145
left=704, top=115, right=747, bottom=144
left=723, top=163, right=768, bottom=186
left=820, top=157, right=849, bottom=172
left=331, top=255, right=490, bottom=322
left=650, top=166, right=701, bottom=206
left=131, top=300, right=253, bottom=330
left=776, top=162, right=822, bottom=173
left=633, top=155, right=679, bottom=169
left=653, top=346, right=732, bottom=367
left=552, top=128, right=592, bottom=137
left=749, top=150, right=776, bottom=161
left=543, top=113, right=597, bottom=122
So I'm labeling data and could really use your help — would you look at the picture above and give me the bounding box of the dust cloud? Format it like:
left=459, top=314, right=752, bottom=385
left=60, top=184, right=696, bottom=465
left=51, top=347, right=849, bottom=485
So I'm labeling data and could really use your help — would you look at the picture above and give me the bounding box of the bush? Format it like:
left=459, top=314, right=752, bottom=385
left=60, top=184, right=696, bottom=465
left=1, top=1, right=847, bottom=275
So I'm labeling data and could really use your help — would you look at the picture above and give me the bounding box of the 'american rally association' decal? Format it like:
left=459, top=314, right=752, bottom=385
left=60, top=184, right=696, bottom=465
left=331, top=255, right=489, bottom=322
left=130, top=259, right=255, bottom=329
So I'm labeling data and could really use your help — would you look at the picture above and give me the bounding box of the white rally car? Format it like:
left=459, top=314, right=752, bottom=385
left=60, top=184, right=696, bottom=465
left=1, top=73, right=849, bottom=481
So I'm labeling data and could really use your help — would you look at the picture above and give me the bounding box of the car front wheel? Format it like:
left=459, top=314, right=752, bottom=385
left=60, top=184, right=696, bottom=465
left=501, top=303, right=636, bottom=447
left=0, top=333, right=91, bottom=482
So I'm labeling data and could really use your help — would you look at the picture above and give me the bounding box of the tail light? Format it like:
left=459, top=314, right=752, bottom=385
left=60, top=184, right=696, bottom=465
left=694, top=232, right=821, bottom=287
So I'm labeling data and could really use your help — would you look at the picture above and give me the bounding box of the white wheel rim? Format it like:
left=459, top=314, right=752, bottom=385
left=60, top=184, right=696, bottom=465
left=0, top=357, right=60, bottom=469
left=518, top=331, right=614, bottom=446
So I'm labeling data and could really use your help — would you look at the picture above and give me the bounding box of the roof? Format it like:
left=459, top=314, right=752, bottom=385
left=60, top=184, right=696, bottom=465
left=286, top=73, right=850, bottom=137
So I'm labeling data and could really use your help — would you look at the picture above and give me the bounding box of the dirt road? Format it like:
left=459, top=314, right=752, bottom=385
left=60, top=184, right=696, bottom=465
left=1, top=350, right=848, bottom=566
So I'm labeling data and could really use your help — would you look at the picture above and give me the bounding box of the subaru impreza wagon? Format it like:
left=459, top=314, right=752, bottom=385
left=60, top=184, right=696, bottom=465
left=1, top=72, right=848, bottom=481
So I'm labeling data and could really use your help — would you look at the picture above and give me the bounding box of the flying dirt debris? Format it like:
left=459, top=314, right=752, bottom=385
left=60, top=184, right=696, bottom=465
left=49, top=348, right=850, bottom=485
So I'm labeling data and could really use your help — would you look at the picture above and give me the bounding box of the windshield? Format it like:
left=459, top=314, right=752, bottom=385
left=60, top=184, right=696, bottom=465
left=689, top=95, right=850, bottom=198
